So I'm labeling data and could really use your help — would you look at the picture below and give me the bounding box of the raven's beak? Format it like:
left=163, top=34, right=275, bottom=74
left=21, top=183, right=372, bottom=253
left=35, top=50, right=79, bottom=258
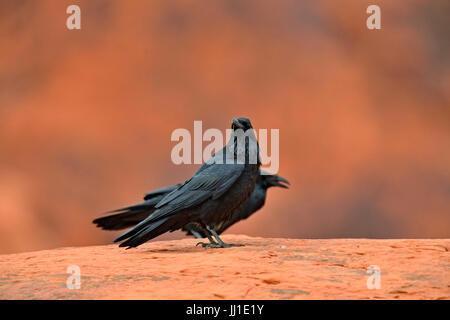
left=269, top=175, right=290, bottom=188
left=232, top=118, right=244, bottom=129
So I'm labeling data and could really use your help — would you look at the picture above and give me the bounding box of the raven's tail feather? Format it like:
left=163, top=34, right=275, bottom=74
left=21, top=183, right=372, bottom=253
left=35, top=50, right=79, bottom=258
left=113, top=209, right=166, bottom=243
left=118, top=218, right=171, bottom=248
left=93, top=200, right=158, bottom=231
left=92, top=209, right=154, bottom=231
left=115, top=207, right=192, bottom=248
left=104, top=201, right=151, bottom=214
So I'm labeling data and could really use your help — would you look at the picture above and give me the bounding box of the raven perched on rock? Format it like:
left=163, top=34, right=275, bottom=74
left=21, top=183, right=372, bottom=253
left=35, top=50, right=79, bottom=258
left=108, top=118, right=261, bottom=248
left=93, top=170, right=289, bottom=236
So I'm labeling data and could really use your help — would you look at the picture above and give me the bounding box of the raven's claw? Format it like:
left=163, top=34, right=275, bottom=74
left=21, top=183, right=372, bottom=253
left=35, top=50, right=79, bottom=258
left=196, top=242, right=222, bottom=248
left=196, top=242, right=244, bottom=248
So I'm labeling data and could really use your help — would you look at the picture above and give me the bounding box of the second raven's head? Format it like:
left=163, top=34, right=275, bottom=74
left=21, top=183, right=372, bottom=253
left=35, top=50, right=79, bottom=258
left=258, top=171, right=290, bottom=189
left=231, top=118, right=253, bottom=131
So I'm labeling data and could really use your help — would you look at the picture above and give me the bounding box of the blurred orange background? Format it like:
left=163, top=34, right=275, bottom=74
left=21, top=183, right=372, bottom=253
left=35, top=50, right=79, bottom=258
left=0, top=1, right=449, bottom=254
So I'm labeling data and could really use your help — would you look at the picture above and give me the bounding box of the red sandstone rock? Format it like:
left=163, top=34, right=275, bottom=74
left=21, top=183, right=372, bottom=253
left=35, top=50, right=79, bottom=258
left=0, top=235, right=448, bottom=299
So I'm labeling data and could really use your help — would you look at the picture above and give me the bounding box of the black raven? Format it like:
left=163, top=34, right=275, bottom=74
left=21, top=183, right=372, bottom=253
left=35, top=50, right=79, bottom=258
left=93, top=171, right=289, bottom=236
left=109, top=117, right=261, bottom=248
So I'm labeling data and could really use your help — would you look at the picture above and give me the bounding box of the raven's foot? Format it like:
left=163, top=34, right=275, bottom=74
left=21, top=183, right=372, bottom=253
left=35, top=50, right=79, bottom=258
left=205, top=227, right=245, bottom=248
left=196, top=242, right=244, bottom=248
left=196, top=233, right=220, bottom=247
left=196, top=242, right=222, bottom=248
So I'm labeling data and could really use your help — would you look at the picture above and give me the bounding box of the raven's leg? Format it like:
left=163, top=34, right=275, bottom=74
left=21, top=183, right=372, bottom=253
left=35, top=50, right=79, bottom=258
left=208, top=227, right=244, bottom=248
left=196, top=233, right=220, bottom=248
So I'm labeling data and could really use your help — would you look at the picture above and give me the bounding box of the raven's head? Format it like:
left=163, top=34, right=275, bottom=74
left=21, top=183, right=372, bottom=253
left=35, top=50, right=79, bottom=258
left=258, top=171, right=290, bottom=189
left=231, top=118, right=253, bottom=131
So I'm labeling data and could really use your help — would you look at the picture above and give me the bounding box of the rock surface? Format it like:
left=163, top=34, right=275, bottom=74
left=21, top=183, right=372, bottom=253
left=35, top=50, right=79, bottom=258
left=0, top=235, right=448, bottom=299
